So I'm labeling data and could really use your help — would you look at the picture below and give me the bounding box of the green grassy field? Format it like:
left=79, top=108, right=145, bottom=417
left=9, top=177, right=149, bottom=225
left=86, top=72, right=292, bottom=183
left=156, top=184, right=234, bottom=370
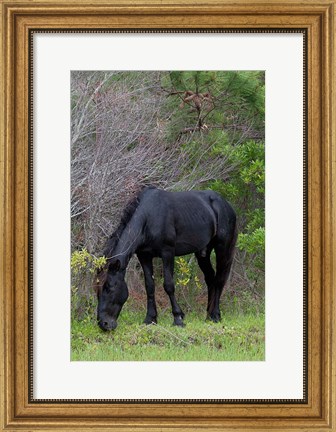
left=71, top=302, right=265, bottom=361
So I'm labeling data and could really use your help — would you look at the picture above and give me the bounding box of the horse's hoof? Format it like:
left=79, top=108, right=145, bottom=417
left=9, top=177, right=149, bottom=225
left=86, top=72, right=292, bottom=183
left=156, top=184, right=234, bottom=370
left=173, top=316, right=185, bottom=327
left=144, top=317, right=157, bottom=325
left=207, top=314, right=221, bottom=323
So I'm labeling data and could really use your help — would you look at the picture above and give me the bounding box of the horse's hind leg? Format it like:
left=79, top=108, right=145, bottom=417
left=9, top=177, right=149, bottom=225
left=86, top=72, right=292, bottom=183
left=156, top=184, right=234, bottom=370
left=195, top=249, right=216, bottom=321
left=137, top=252, right=157, bottom=324
left=162, top=250, right=185, bottom=327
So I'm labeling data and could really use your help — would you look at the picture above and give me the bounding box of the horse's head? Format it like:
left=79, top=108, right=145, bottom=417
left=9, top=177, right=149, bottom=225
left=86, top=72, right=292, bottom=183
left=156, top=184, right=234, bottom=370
left=94, top=259, right=129, bottom=331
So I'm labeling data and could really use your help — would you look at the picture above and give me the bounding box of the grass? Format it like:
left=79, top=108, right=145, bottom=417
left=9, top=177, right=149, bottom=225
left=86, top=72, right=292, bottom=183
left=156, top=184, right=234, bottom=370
left=71, top=300, right=265, bottom=361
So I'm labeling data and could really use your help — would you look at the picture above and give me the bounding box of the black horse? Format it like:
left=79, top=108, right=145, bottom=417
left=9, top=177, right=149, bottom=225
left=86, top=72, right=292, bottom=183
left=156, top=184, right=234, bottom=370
left=95, top=186, right=237, bottom=331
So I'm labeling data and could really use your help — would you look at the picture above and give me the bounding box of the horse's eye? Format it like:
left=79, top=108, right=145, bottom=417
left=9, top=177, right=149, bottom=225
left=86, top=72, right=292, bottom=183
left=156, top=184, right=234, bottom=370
left=103, top=283, right=115, bottom=294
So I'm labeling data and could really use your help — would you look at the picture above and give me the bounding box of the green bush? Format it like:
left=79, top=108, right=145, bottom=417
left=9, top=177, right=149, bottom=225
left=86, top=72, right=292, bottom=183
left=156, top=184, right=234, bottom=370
left=71, top=248, right=107, bottom=321
left=175, top=255, right=204, bottom=312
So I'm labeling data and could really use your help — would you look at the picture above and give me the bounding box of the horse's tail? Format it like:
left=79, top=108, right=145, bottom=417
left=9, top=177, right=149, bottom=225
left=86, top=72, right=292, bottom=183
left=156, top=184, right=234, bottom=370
left=225, top=219, right=238, bottom=277
left=224, top=202, right=238, bottom=264
left=210, top=193, right=237, bottom=291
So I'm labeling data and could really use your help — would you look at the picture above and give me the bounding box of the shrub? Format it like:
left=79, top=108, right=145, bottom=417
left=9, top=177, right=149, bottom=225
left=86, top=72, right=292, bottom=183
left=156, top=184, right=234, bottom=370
left=175, top=256, right=204, bottom=312
left=71, top=248, right=107, bottom=321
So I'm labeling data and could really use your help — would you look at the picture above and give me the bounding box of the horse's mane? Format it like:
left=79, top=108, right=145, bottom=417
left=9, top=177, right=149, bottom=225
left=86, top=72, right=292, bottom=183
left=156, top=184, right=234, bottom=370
left=103, top=185, right=156, bottom=259
left=94, top=185, right=156, bottom=294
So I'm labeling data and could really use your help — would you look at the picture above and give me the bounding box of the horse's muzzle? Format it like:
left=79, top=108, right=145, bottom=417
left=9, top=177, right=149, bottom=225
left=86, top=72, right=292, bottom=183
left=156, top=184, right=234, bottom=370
left=98, top=319, right=118, bottom=331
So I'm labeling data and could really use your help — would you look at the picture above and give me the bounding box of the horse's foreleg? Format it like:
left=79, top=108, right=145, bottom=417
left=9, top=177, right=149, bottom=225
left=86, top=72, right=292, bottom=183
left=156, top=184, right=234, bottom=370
left=137, top=253, right=157, bottom=324
left=162, top=251, right=185, bottom=327
left=195, top=251, right=216, bottom=321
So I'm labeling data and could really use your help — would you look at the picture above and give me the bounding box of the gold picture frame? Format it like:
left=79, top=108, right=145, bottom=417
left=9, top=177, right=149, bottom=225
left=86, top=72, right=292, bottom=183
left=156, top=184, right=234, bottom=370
left=1, top=1, right=335, bottom=430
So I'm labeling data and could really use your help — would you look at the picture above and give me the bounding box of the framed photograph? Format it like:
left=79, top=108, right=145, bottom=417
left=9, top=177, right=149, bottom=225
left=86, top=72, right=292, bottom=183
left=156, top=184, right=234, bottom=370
left=1, top=1, right=335, bottom=431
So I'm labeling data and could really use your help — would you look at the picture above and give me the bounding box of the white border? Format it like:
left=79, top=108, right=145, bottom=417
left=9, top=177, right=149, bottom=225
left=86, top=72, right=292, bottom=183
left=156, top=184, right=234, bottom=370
left=33, top=33, right=303, bottom=400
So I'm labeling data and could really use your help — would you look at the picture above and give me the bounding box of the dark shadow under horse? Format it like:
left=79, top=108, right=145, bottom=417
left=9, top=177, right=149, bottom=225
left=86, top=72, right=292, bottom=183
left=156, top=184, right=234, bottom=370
left=95, top=186, right=237, bottom=331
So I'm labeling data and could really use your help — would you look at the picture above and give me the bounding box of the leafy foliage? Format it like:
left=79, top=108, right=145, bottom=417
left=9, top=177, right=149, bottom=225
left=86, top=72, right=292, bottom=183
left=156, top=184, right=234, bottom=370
left=175, top=256, right=203, bottom=312
left=71, top=249, right=106, bottom=320
left=71, top=248, right=107, bottom=275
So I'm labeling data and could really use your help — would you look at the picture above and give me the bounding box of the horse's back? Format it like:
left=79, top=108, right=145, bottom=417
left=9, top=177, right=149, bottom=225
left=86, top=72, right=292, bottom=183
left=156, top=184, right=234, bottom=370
left=139, top=188, right=235, bottom=255
left=140, top=187, right=235, bottom=222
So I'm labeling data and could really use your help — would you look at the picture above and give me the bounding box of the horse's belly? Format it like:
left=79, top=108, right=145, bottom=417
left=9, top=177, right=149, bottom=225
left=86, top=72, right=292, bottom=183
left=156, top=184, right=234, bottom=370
left=174, top=242, right=201, bottom=256
left=173, top=206, right=216, bottom=254
left=174, top=231, right=211, bottom=256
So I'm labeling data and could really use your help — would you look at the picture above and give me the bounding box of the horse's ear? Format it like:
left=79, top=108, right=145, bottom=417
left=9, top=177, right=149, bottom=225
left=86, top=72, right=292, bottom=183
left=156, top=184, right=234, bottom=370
left=109, top=259, right=121, bottom=272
